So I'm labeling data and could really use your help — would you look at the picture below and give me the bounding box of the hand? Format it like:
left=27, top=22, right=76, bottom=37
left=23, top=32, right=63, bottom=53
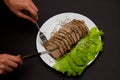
left=0, top=54, right=22, bottom=75
left=3, top=0, right=38, bottom=23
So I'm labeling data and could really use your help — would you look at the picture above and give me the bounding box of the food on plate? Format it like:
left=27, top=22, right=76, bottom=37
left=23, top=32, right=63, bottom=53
left=53, top=27, right=104, bottom=76
left=44, top=19, right=89, bottom=59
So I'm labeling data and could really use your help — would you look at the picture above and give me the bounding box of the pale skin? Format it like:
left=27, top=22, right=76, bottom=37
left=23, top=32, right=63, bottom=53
left=3, top=0, right=39, bottom=23
left=0, top=54, right=22, bottom=75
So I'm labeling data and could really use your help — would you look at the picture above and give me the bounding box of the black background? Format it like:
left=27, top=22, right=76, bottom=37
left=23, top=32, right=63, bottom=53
left=0, top=0, right=119, bottom=80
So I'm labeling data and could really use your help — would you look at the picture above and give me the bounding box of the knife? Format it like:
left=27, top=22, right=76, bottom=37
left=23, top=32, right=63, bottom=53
left=35, top=22, right=48, bottom=44
left=22, top=48, right=57, bottom=60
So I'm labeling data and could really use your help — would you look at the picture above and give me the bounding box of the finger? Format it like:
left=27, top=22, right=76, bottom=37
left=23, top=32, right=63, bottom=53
left=30, top=3, right=39, bottom=21
left=0, top=65, right=13, bottom=74
left=26, top=6, right=38, bottom=21
left=17, top=12, right=35, bottom=23
left=6, top=59, right=19, bottom=68
left=4, top=65, right=13, bottom=72
left=29, top=1, right=38, bottom=13
left=6, top=54, right=22, bottom=64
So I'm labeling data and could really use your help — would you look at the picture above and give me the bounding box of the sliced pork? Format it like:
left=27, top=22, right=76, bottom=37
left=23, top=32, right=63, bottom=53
left=44, top=19, right=89, bottom=59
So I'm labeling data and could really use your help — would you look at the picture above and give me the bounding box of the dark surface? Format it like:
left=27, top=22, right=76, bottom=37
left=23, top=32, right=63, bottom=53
left=0, top=0, right=119, bottom=80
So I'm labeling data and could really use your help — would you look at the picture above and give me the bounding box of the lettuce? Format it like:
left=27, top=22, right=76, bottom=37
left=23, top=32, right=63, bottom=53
left=53, top=27, right=104, bottom=76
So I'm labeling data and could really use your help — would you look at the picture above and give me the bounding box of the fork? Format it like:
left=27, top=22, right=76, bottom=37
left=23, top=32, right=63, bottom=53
left=35, top=22, right=48, bottom=44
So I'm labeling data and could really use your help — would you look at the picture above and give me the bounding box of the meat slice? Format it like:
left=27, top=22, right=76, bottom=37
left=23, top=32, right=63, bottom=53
left=74, top=20, right=89, bottom=35
left=52, top=37, right=66, bottom=55
left=53, top=35, right=68, bottom=52
left=57, top=33, right=71, bottom=50
left=63, top=23, right=78, bottom=43
left=50, top=49, right=61, bottom=59
left=64, top=23, right=78, bottom=42
left=52, top=40, right=64, bottom=55
left=72, top=20, right=85, bottom=36
left=44, top=42, right=61, bottom=59
left=49, top=32, right=71, bottom=54
left=68, top=22, right=81, bottom=41
left=71, top=20, right=83, bottom=38
left=59, top=30, right=73, bottom=46
left=72, top=25, right=82, bottom=41
left=48, top=40, right=62, bottom=56
left=61, top=28, right=75, bottom=44
left=77, top=20, right=88, bottom=34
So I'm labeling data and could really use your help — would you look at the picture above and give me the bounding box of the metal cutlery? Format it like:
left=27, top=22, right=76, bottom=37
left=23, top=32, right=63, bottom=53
left=35, top=22, right=48, bottom=44
left=21, top=22, right=49, bottom=60
left=22, top=48, right=57, bottom=60
left=35, top=22, right=40, bottom=30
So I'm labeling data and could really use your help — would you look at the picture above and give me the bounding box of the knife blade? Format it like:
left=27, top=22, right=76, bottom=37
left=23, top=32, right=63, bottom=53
left=22, top=48, right=57, bottom=60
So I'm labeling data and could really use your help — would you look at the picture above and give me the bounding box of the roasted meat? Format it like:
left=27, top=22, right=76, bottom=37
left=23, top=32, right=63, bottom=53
left=44, top=19, right=89, bottom=59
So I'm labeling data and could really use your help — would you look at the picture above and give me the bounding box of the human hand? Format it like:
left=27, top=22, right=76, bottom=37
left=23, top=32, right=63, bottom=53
left=0, top=54, right=22, bottom=75
left=3, top=0, right=38, bottom=23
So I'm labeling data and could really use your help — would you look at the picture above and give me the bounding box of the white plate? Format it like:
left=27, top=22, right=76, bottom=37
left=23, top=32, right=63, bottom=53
left=36, top=12, right=96, bottom=67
